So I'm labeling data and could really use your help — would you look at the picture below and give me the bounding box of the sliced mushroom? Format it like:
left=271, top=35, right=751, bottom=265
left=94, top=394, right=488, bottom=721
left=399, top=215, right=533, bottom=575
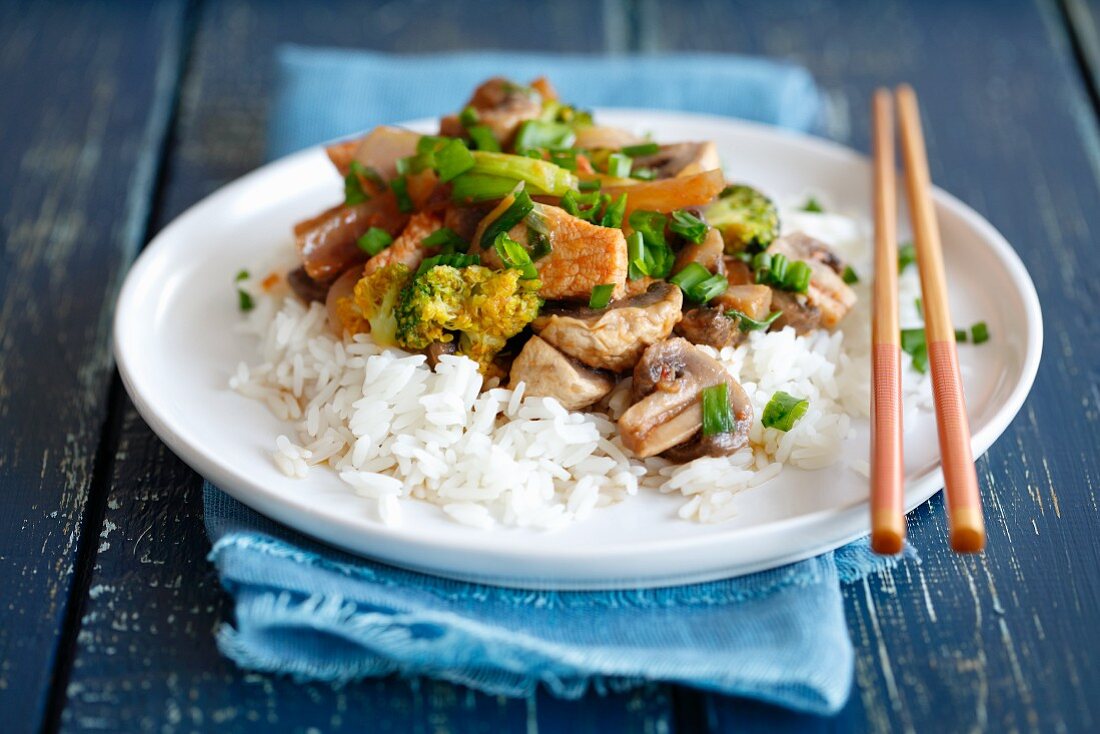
left=288, top=266, right=330, bottom=304
left=533, top=282, right=683, bottom=372
left=618, top=338, right=752, bottom=460
left=674, top=307, right=742, bottom=349
left=508, top=335, right=615, bottom=411
left=769, top=232, right=857, bottom=333
left=426, top=340, right=458, bottom=369
left=439, top=77, right=544, bottom=147
left=631, top=142, right=721, bottom=179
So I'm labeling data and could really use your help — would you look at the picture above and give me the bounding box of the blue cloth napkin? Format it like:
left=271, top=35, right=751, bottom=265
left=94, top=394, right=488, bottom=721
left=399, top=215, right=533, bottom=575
left=206, top=47, right=907, bottom=716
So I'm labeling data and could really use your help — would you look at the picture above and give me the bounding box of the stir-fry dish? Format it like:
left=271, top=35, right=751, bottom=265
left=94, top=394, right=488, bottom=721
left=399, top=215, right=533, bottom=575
left=286, top=76, right=857, bottom=465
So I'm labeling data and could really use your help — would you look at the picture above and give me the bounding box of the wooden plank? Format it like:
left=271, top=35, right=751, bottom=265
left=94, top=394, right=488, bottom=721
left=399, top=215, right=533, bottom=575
left=0, top=1, right=188, bottom=730
left=640, top=0, right=1100, bottom=731
left=60, top=1, right=677, bottom=731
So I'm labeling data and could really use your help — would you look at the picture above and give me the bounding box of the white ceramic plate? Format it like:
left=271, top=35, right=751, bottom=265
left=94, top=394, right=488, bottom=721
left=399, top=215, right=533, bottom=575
left=114, top=110, right=1042, bottom=589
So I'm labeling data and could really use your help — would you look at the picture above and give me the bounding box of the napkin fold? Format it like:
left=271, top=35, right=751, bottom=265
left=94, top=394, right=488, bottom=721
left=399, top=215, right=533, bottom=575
left=206, top=47, right=906, bottom=716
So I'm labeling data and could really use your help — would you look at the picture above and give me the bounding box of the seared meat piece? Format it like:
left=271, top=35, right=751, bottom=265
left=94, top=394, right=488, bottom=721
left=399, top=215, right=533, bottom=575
left=673, top=227, right=725, bottom=275
left=509, top=336, right=615, bottom=411
left=533, top=282, right=683, bottom=372
left=363, top=211, right=444, bottom=277
left=477, top=203, right=628, bottom=301
left=768, top=232, right=857, bottom=333
left=439, top=77, right=543, bottom=147
left=630, top=142, right=721, bottom=179
left=675, top=307, right=742, bottom=349
left=287, top=266, right=329, bottom=303
left=618, top=338, right=752, bottom=460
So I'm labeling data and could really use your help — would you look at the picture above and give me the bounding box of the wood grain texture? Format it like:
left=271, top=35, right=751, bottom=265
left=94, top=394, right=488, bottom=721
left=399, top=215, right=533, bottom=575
left=0, top=0, right=187, bottom=729
left=642, top=0, right=1100, bottom=730
left=60, top=1, right=675, bottom=732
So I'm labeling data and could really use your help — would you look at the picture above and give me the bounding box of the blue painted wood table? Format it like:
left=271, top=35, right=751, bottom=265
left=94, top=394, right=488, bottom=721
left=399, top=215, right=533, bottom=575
left=2, top=0, right=1099, bottom=731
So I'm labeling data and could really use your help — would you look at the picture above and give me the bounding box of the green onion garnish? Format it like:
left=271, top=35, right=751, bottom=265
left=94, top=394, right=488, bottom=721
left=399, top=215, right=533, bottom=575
left=784, top=261, right=813, bottom=293
left=480, top=184, right=535, bottom=249
left=900, top=328, right=929, bottom=373
left=842, top=265, right=859, bottom=284
left=692, top=273, right=729, bottom=303
left=235, top=270, right=253, bottom=312
left=670, top=263, right=727, bottom=303
left=450, top=173, right=517, bottom=203
left=435, top=138, right=476, bottom=182
left=971, top=321, right=989, bottom=344
left=344, top=161, right=372, bottom=205
left=701, top=383, right=735, bottom=437
left=752, top=252, right=812, bottom=293
left=801, top=196, right=824, bottom=213
left=390, top=176, right=414, bottom=213
left=761, top=391, right=809, bottom=431
left=459, top=106, right=479, bottom=128
left=514, top=120, right=577, bottom=153
left=629, top=210, right=668, bottom=247
left=550, top=150, right=578, bottom=171
left=469, top=151, right=578, bottom=196
left=600, top=193, right=627, bottom=229
left=467, top=125, right=501, bottom=152
left=421, top=227, right=468, bottom=253
left=578, top=179, right=602, bottom=192
left=589, top=283, right=615, bottom=309
left=632, top=167, right=657, bottom=181
left=669, top=210, right=708, bottom=244
left=493, top=232, right=538, bottom=279
left=357, top=227, right=393, bottom=256
left=670, top=263, right=710, bottom=292
left=415, top=252, right=481, bottom=277
left=898, top=242, right=916, bottom=272
left=627, top=211, right=675, bottom=279
left=626, top=231, right=646, bottom=280
left=725, top=309, right=782, bottom=332
left=607, top=152, right=633, bottom=178
left=955, top=329, right=968, bottom=342
left=621, top=142, right=660, bottom=157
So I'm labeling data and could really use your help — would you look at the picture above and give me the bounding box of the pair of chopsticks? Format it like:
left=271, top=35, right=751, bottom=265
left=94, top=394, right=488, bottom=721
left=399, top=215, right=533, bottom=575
left=869, top=86, right=985, bottom=555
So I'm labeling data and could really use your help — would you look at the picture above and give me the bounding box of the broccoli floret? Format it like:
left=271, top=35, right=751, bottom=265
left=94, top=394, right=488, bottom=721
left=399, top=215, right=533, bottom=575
left=394, top=264, right=541, bottom=371
left=704, top=184, right=780, bottom=254
left=344, top=263, right=412, bottom=345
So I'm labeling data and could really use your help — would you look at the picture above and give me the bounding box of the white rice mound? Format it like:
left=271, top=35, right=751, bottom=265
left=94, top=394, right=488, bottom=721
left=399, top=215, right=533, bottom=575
left=231, top=207, right=931, bottom=529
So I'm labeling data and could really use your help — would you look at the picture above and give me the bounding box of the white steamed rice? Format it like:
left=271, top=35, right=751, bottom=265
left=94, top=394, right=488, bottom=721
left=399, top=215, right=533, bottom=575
left=231, top=207, right=932, bottom=529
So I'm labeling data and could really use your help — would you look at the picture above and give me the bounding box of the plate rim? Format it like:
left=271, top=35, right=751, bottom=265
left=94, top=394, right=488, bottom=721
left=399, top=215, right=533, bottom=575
left=113, top=108, right=1043, bottom=586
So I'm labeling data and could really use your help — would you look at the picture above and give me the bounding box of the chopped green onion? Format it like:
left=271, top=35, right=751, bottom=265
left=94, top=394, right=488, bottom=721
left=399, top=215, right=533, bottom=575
left=915, top=297, right=923, bottom=319
left=761, top=391, right=809, bottom=431
left=600, top=193, right=627, bottom=229
left=955, top=329, right=968, bottom=342
left=450, top=173, right=518, bottom=203
left=578, top=179, right=602, bottom=192
left=421, top=227, right=468, bottom=253
left=726, top=309, right=782, bottom=332
left=549, top=150, right=578, bottom=170
left=669, top=210, right=708, bottom=244
left=235, top=269, right=254, bottom=312
left=514, top=120, right=576, bottom=152
left=467, top=125, right=501, bottom=152
left=416, top=136, right=448, bottom=155
left=589, top=284, right=615, bottom=309
left=621, top=142, right=660, bottom=157
left=632, top=167, right=657, bottom=181
left=842, top=265, right=859, bottom=284
left=390, top=176, right=414, bottom=213
left=357, top=227, right=393, bottom=256
left=753, top=252, right=812, bottom=293
left=528, top=229, right=553, bottom=260
left=459, top=106, right=479, bottom=128
left=900, top=328, right=929, bottom=373
left=607, top=152, right=633, bottom=178
left=344, top=161, right=371, bottom=205
left=971, top=321, right=989, bottom=344
left=801, top=196, right=824, bottom=213
left=627, top=232, right=646, bottom=281
left=480, top=185, right=535, bottom=249
left=692, top=273, right=729, bottom=303
left=628, top=210, right=675, bottom=279
left=701, top=383, right=735, bottom=437
left=435, top=138, right=476, bottom=182
left=628, top=210, right=668, bottom=247
left=669, top=263, right=710, bottom=292
left=898, top=242, right=916, bottom=272
left=469, top=151, right=578, bottom=196
left=415, top=252, right=481, bottom=277
left=493, top=232, right=539, bottom=279
left=784, top=261, right=813, bottom=293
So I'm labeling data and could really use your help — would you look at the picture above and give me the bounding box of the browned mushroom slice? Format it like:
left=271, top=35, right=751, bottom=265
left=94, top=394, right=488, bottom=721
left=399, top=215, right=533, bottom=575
left=631, top=142, right=721, bottom=179
left=769, top=232, right=857, bottom=333
left=675, top=307, right=743, bottom=349
left=618, top=338, right=752, bottom=460
left=288, top=266, right=330, bottom=304
left=533, top=282, right=683, bottom=372
left=508, top=336, right=615, bottom=411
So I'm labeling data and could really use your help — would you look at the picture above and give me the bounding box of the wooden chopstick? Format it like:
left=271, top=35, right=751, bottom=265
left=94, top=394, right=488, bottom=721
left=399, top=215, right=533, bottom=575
left=870, top=89, right=906, bottom=555
left=895, top=84, right=986, bottom=553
